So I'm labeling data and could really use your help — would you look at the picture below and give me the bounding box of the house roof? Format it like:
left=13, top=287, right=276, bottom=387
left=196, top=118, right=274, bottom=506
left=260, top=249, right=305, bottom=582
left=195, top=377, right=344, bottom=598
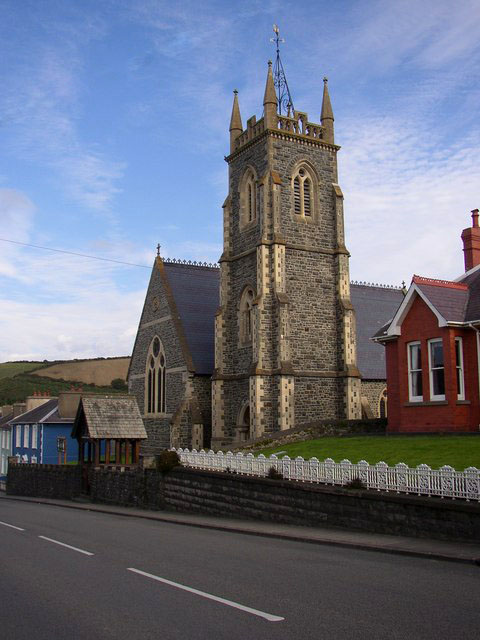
left=350, top=284, right=404, bottom=379
left=73, top=395, right=147, bottom=440
left=9, top=399, right=59, bottom=425
left=376, top=270, right=480, bottom=340
left=163, top=261, right=219, bottom=375
left=0, top=412, right=13, bottom=428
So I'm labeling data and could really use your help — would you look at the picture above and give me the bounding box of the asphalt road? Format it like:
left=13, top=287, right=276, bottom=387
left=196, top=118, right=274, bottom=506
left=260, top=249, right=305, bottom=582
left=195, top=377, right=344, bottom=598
left=0, top=499, right=479, bottom=640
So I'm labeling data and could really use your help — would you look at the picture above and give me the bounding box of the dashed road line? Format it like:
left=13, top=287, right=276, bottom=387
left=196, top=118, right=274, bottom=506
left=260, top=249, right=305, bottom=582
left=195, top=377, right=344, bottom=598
left=127, top=567, right=284, bottom=622
left=0, top=520, right=25, bottom=531
left=38, top=535, right=94, bottom=556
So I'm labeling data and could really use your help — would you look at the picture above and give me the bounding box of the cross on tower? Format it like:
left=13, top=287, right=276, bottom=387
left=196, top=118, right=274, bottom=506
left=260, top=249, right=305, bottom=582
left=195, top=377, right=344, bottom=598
left=270, top=24, right=295, bottom=116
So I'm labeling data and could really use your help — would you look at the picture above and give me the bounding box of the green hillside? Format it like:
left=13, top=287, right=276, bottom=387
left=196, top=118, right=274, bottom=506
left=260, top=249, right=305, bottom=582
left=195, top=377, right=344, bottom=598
left=0, top=361, right=48, bottom=379
left=0, top=373, right=126, bottom=405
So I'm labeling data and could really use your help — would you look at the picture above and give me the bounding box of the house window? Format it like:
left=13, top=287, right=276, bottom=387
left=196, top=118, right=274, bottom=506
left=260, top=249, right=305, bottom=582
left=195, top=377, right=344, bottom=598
left=146, top=336, right=166, bottom=415
left=16, top=425, right=21, bottom=447
left=23, top=425, right=29, bottom=448
left=239, top=287, right=255, bottom=344
left=240, top=169, right=257, bottom=228
left=32, top=425, right=38, bottom=449
left=428, top=339, right=445, bottom=400
left=407, top=342, right=423, bottom=402
left=455, top=337, right=465, bottom=400
left=292, top=166, right=314, bottom=217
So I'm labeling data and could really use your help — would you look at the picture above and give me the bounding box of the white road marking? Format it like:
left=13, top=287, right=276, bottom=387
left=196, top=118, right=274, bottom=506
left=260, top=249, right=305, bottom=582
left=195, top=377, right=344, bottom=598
left=127, top=567, right=284, bottom=622
left=38, top=536, right=94, bottom=556
left=0, top=520, right=25, bottom=531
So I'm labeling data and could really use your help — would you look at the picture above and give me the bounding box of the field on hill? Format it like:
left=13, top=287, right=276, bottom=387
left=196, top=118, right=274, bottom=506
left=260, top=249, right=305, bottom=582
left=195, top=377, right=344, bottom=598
left=31, top=357, right=130, bottom=386
left=256, top=435, right=480, bottom=471
left=0, top=361, right=47, bottom=379
left=0, top=373, right=126, bottom=405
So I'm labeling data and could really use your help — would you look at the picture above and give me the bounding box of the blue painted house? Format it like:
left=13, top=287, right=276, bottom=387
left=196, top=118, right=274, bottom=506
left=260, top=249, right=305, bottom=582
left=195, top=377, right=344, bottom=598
left=10, top=394, right=80, bottom=465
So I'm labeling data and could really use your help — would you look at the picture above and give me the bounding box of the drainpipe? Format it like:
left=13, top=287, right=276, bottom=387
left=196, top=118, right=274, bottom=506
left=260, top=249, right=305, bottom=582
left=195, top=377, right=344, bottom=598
left=468, top=322, right=480, bottom=430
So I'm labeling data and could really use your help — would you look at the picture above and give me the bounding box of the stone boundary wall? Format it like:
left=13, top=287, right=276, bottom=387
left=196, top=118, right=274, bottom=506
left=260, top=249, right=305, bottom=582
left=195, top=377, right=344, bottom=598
left=88, top=466, right=479, bottom=543
left=7, top=463, right=82, bottom=499
left=7, top=464, right=480, bottom=543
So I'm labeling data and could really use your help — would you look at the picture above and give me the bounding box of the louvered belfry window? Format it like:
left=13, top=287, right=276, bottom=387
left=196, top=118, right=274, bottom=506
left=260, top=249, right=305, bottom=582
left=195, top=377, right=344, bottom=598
left=146, top=336, right=166, bottom=414
left=293, top=177, right=301, bottom=214
left=293, top=167, right=314, bottom=217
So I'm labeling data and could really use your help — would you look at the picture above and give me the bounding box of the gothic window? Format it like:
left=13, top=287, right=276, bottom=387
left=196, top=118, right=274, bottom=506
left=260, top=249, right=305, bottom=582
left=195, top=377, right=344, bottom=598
left=240, top=168, right=257, bottom=228
left=146, top=336, right=166, bottom=414
left=239, top=287, right=255, bottom=344
left=379, top=388, right=387, bottom=418
left=292, top=166, right=314, bottom=217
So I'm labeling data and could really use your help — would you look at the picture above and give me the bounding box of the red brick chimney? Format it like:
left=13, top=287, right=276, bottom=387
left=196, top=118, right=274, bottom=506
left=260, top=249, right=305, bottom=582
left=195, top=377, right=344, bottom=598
left=461, top=209, right=480, bottom=272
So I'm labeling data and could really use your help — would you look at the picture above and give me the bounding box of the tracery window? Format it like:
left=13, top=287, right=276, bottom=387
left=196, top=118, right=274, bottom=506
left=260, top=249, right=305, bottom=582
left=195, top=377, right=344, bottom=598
left=292, top=166, right=314, bottom=217
left=240, top=168, right=257, bottom=228
left=239, top=287, right=255, bottom=344
left=146, top=336, right=166, bottom=414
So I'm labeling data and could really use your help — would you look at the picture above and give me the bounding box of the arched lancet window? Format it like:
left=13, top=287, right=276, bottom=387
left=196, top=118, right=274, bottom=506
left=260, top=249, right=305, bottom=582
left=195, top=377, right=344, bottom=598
left=292, top=166, right=314, bottom=217
left=146, top=336, right=166, bottom=414
left=240, top=169, right=257, bottom=228
left=379, top=388, right=387, bottom=418
left=239, top=287, right=255, bottom=344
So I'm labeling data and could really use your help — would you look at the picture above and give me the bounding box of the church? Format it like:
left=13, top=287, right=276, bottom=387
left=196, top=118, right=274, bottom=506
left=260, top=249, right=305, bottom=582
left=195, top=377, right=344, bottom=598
left=127, top=58, right=403, bottom=455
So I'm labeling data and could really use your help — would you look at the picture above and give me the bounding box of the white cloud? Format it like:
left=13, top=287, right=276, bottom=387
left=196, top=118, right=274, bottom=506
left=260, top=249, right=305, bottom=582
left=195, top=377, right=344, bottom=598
left=341, top=116, right=480, bottom=284
left=0, top=189, right=35, bottom=278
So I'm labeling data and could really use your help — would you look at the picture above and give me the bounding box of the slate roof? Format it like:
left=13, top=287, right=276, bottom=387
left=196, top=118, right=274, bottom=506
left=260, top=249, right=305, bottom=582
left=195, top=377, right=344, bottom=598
left=374, top=271, right=480, bottom=342
left=9, top=399, right=59, bottom=425
left=414, top=278, right=469, bottom=322
left=350, top=284, right=404, bottom=379
left=163, top=262, right=219, bottom=375
left=460, top=267, right=480, bottom=321
left=161, top=261, right=402, bottom=380
left=0, top=412, right=13, bottom=428
left=74, top=396, right=147, bottom=440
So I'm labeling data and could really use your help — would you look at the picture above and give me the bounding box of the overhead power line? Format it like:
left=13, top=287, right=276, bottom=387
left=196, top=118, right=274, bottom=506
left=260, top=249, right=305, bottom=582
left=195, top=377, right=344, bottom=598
left=0, top=237, right=151, bottom=269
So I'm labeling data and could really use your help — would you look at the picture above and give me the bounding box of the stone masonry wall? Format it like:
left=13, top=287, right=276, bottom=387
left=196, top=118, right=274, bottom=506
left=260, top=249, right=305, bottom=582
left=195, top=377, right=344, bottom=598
left=7, top=463, right=82, bottom=499
left=90, top=467, right=480, bottom=543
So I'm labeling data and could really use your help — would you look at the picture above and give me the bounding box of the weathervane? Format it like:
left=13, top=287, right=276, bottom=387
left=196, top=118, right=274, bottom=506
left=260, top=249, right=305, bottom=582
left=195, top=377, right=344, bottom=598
left=270, top=24, right=295, bottom=116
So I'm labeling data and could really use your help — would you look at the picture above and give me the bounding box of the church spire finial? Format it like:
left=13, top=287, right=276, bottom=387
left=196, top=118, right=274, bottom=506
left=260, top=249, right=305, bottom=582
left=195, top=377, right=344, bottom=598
left=270, top=24, right=294, bottom=116
left=156, top=243, right=161, bottom=257
left=321, top=77, right=334, bottom=144
left=229, top=89, right=243, bottom=153
left=263, top=60, right=277, bottom=128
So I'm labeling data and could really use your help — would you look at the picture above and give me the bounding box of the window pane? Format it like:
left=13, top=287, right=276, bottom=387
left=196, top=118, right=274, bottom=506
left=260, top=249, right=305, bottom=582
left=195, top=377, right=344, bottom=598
left=410, top=344, right=421, bottom=370
left=432, top=369, right=445, bottom=396
left=411, top=371, right=423, bottom=397
left=430, top=341, right=443, bottom=368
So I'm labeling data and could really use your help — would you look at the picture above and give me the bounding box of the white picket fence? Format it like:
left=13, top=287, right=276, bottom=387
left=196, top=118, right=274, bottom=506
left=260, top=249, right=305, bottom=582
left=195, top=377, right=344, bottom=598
left=173, top=448, right=480, bottom=502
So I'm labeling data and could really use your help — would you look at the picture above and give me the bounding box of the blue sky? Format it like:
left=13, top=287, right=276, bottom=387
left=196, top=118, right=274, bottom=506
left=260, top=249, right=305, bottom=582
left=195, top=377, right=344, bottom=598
left=1, top=0, right=480, bottom=361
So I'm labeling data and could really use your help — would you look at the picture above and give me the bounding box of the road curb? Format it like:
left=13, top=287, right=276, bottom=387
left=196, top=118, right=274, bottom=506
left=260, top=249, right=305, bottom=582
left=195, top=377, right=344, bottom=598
left=2, top=494, right=480, bottom=566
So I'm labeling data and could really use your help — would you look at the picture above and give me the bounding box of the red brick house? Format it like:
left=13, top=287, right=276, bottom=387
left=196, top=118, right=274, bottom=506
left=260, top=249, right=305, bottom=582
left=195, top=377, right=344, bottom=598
left=374, top=210, right=480, bottom=433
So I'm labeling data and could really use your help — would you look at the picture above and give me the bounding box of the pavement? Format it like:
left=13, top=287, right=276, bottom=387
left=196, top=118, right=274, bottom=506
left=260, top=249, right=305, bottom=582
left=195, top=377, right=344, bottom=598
left=1, top=491, right=480, bottom=566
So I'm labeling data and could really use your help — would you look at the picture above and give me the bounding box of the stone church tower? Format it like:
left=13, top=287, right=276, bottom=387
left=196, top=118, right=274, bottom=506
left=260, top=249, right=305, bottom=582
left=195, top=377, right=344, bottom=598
left=212, top=62, right=361, bottom=447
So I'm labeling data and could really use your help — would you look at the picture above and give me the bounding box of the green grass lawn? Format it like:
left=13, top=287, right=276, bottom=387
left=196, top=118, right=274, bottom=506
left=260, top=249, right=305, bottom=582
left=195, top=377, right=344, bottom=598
left=255, top=436, right=480, bottom=470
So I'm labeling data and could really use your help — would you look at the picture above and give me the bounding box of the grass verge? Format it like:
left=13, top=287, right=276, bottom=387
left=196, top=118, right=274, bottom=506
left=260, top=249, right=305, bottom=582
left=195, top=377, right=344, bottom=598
left=255, top=435, right=480, bottom=470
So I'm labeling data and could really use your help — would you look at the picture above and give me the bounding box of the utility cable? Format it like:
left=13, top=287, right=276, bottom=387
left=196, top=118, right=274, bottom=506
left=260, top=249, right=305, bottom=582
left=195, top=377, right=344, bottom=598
left=0, top=237, right=151, bottom=269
